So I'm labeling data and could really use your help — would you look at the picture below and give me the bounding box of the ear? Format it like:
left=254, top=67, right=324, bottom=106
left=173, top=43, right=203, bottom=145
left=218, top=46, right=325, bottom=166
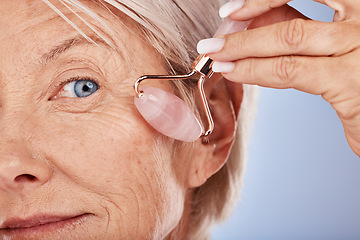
left=186, top=73, right=244, bottom=188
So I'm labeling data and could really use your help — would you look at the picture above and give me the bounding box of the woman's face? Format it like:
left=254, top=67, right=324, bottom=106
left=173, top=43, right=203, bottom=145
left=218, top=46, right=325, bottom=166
left=0, top=1, right=190, bottom=239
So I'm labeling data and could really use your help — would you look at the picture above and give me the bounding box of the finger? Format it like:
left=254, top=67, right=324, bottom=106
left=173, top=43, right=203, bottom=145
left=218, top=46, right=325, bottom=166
left=223, top=0, right=292, bottom=21
left=206, top=19, right=358, bottom=62
left=233, top=0, right=360, bottom=22
left=313, top=0, right=354, bottom=21
left=227, top=0, right=351, bottom=22
left=249, top=5, right=309, bottom=29
left=217, top=56, right=336, bottom=96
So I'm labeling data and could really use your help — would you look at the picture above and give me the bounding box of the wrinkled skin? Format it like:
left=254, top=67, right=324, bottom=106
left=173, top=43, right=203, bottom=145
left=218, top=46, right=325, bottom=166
left=0, top=1, right=188, bottom=239
left=0, top=0, right=241, bottom=239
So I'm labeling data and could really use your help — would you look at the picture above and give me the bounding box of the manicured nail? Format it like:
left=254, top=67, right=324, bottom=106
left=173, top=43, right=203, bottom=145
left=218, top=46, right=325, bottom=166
left=212, top=61, right=235, bottom=73
left=219, top=0, right=245, bottom=18
left=197, top=38, right=225, bottom=54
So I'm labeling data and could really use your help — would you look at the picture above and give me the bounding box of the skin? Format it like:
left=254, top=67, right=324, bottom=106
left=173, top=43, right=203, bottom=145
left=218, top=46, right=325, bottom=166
left=0, top=0, right=185, bottom=239
left=0, top=0, right=241, bottom=239
left=205, top=0, right=360, bottom=157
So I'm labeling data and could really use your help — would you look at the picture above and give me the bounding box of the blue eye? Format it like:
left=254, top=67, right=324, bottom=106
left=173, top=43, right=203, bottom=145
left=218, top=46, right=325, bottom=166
left=60, top=79, right=99, bottom=98
left=74, top=80, right=99, bottom=97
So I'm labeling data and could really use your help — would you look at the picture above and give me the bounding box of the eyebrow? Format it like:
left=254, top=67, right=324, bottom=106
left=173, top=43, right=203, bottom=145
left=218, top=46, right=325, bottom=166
left=40, top=35, right=114, bottom=64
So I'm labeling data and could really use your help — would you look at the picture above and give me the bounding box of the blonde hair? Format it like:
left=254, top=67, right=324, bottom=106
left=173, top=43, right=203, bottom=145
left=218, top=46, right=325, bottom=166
left=42, top=0, right=257, bottom=239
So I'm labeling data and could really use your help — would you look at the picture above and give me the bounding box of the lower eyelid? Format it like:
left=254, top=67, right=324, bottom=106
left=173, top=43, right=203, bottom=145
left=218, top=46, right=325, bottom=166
left=49, top=88, right=103, bottom=114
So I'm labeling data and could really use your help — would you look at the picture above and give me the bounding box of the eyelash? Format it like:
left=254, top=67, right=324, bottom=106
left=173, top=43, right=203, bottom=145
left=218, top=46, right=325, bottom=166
left=50, top=75, right=100, bottom=100
left=58, top=76, right=98, bottom=88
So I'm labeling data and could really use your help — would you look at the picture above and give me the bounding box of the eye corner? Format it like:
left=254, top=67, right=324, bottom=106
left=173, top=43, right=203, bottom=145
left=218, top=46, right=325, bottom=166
left=48, top=95, right=58, bottom=101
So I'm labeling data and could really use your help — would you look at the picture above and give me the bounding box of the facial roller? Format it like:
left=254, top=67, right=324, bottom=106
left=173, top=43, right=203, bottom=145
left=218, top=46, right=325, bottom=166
left=134, top=0, right=251, bottom=142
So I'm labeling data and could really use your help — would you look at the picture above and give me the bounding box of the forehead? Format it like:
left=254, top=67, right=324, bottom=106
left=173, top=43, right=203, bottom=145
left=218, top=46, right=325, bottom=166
left=0, top=0, right=167, bottom=96
left=0, top=0, right=146, bottom=64
left=1, top=0, right=67, bottom=37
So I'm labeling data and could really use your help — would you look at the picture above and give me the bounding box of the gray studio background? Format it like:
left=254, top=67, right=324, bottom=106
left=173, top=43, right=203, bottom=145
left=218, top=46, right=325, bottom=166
left=212, top=1, right=360, bottom=239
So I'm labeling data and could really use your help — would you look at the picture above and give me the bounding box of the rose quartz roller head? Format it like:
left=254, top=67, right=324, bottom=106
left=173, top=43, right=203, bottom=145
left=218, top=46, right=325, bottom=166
left=134, top=86, right=203, bottom=142
left=134, top=4, right=251, bottom=142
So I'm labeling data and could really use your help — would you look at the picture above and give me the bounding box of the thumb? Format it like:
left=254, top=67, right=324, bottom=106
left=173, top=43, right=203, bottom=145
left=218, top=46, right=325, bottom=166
left=227, top=0, right=292, bottom=21
left=249, top=5, right=309, bottom=30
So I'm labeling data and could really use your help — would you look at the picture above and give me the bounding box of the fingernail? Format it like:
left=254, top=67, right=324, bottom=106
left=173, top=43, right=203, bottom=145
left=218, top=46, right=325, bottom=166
left=219, top=0, right=245, bottom=18
left=212, top=61, right=235, bottom=73
left=197, top=38, right=225, bottom=54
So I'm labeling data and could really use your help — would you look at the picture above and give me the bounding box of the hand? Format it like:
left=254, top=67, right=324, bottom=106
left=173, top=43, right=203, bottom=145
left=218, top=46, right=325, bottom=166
left=198, top=0, right=360, bottom=157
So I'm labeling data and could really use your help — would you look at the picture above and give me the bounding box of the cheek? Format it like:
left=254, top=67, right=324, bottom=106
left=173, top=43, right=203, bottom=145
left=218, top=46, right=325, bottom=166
left=36, top=101, right=185, bottom=238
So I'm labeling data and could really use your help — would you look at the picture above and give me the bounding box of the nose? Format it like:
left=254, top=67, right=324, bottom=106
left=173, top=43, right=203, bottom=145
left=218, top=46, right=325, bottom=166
left=0, top=139, right=53, bottom=193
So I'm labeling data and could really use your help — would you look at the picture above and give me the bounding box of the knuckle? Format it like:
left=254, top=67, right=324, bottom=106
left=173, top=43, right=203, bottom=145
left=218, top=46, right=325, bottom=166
left=246, top=58, right=257, bottom=82
left=273, top=56, right=297, bottom=87
left=233, top=32, right=246, bottom=52
left=334, top=102, right=360, bottom=122
left=339, top=108, right=357, bottom=122
left=280, top=18, right=306, bottom=52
